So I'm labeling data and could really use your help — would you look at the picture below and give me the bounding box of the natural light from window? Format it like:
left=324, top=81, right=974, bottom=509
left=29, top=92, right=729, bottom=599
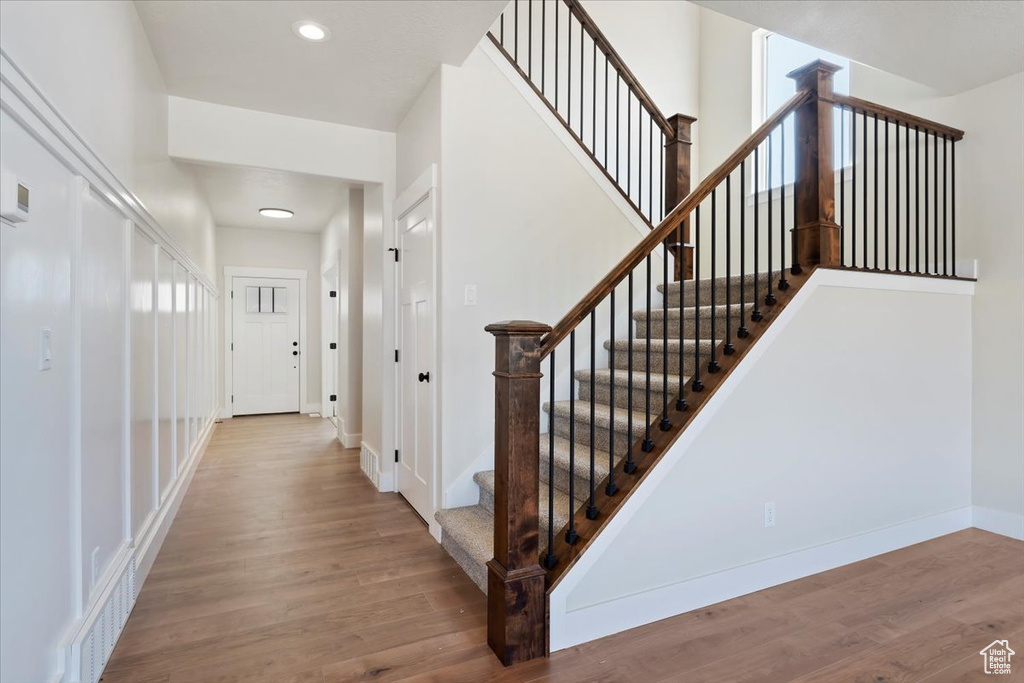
left=763, top=33, right=850, bottom=186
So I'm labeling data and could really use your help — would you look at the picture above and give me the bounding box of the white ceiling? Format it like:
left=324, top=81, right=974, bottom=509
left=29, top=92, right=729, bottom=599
left=135, top=0, right=507, bottom=131
left=692, top=1, right=1024, bottom=95
left=186, top=163, right=349, bottom=233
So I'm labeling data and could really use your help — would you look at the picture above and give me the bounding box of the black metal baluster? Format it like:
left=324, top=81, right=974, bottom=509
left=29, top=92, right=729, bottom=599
left=739, top=160, right=750, bottom=338
left=906, top=124, right=911, bottom=272
left=660, top=131, right=665, bottom=222
left=852, top=108, right=857, bottom=268
left=566, top=330, right=578, bottom=544
left=709, top=189, right=720, bottom=373
left=638, top=102, right=642, bottom=216
left=925, top=126, right=933, bottom=274
left=500, top=12, right=504, bottom=46
left=604, top=55, right=608, bottom=168
left=642, top=255, right=654, bottom=451
left=916, top=126, right=921, bottom=273
left=951, top=139, right=956, bottom=276
left=725, top=175, right=735, bottom=354
left=753, top=147, right=763, bottom=322
left=660, top=238, right=671, bottom=430
left=933, top=131, right=939, bottom=275
left=895, top=121, right=900, bottom=270
left=943, top=135, right=949, bottom=276
left=554, top=0, right=558, bottom=111
left=607, top=291, right=617, bottom=495
left=587, top=311, right=597, bottom=519
left=840, top=107, right=845, bottom=264
left=541, top=0, right=545, bottom=95
left=567, top=10, right=571, bottom=127
left=779, top=121, right=789, bottom=289
left=627, top=91, right=632, bottom=203
left=862, top=111, right=868, bottom=269
left=647, top=102, right=652, bottom=221
left=873, top=113, right=879, bottom=269
left=692, top=205, right=704, bottom=391
left=615, top=73, right=620, bottom=182
left=544, top=350, right=556, bottom=569
left=676, top=216, right=687, bottom=411
left=528, top=0, right=532, bottom=79
left=579, top=22, right=584, bottom=134
left=514, top=0, right=519, bottom=62
left=625, top=271, right=636, bottom=474
left=766, top=133, right=776, bottom=305
left=592, top=41, right=597, bottom=154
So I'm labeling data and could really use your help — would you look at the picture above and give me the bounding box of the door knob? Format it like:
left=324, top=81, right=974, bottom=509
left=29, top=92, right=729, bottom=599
left=418, top=372, right=430, bottom=383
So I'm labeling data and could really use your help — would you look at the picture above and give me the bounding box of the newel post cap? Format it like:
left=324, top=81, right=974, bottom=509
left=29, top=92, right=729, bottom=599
left=786, top=59, right=843, bottom=82
left=485, top=320, right=552, bottom=337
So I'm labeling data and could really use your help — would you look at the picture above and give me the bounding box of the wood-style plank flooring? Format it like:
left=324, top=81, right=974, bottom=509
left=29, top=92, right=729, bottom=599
left=103, top=414, right=1024, bottom=683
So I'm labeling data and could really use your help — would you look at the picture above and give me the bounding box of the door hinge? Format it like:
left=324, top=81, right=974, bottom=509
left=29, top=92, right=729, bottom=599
left=387, top=247, right=399, bottom=262
left=395, top=449, right=399, bottom=463
left=329, top=290, right=337, bottom=298
left=231, top=394, right=234, bottom=403
left=230, top=342, right=234, bottom=351
left=329, top=342, right=337, bottom=350
left=230, top=290, right=234, bottom=299
left=329, top=394, right=337, bottom=402
left=394, top=349, right=399, bottom=362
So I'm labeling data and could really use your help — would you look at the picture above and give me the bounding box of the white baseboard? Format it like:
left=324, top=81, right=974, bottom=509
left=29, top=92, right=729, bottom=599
left=973, top=505, right=1024, bottom=540
left=550, top=506, right=972, bottom=651
left=339, top=420, right=361, bottom=449
left=59, top=417, right=217, bottom=683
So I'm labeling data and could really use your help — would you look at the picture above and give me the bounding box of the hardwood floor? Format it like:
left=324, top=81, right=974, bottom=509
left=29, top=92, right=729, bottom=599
left=103, top=414, right=1024, bottom=683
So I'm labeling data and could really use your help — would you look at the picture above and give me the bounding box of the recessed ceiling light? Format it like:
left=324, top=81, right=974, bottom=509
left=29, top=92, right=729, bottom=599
left=293, top=21, right=330, bottom=42
left=259, top=208, right=294, bottom=218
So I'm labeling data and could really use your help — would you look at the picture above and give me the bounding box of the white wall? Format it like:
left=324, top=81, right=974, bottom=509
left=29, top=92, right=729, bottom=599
left=550, top=270, right=974, bottom=649
left=0, top=3, right=219, bottom=679
left=321, top=189, right=365, bottom=446
left=951, top=72, right=1024, bottom=536
left=217, top=226, right=323, bottom=412
left=437, top=44, right=666, bottom=502
left=397, top=70, right=442, bottom=193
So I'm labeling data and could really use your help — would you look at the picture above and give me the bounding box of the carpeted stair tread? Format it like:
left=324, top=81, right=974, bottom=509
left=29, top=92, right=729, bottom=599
left=435, top=505, right=492, bottom=592
left=475, top=470, right=583, bottom=541
left=575, top=368, right=685, bottom=393
left=544, top=399, right=648, bottom=434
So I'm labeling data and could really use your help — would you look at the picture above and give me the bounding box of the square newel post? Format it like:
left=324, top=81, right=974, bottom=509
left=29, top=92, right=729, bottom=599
left=484, top=320, right=551, bottom=666
left=787, top=60, right=843, bottom=269
left=665, top=113, right=697, bottom=280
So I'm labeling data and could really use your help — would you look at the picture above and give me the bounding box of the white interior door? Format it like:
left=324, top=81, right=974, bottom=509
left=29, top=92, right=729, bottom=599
left=231, top=277, right=300, bottom=415
left=396, top=197, right=435, bottom=523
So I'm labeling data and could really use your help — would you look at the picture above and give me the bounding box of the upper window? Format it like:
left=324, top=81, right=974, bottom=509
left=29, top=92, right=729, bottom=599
left=759, top=33, right=850, bottom=184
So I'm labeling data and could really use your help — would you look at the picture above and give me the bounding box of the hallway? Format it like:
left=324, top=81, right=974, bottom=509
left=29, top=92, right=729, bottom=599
left=102, top=415, right=1023, bottom=682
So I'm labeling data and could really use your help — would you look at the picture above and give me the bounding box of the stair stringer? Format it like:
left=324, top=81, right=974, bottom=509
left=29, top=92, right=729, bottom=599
left=547, top=268, right=975, bottom=651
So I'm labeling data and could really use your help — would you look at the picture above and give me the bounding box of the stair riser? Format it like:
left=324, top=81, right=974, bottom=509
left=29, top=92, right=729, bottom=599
left=611, top=349, right=700, bottom=376
left=635, top=310, right=746, bottom=340
left=579, top=380, right=671, bottom=413
left=477, top=477, right=570, bottom=549
left=553, top=416, right=650, bottom=453
left=661, top=280, right=770, bottom=308
left=540, top=459, right=594, bottom=500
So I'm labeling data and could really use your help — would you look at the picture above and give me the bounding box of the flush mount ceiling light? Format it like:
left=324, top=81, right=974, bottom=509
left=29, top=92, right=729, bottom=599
left=293, top=21, right=330, bottom=42
left=259, top=208, right=294, bottom=218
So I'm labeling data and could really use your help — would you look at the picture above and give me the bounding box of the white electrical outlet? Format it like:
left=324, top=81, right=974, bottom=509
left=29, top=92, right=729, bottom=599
left=464, top=285, right=478, bottom=306
left=764, top=502, right=776, bottom=528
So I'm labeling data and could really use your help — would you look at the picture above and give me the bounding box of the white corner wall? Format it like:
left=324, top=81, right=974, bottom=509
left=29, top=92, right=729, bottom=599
left=549, top=269, right=974, bottom=650
left=951, top=72, right=1024, bottom=538
left=217, top=226, right=324, bottom=413
left=0, top=4, right=219, bottom=679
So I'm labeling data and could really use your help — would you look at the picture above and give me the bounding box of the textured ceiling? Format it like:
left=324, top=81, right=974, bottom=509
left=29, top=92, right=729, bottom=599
left=692, top=1, right=1024, bottom=95
left=135, top=0, right=507, bottom=131
left=186, top=163, right=349, bottom=233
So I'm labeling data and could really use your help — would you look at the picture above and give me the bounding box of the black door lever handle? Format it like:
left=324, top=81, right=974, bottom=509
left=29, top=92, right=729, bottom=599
left=418, top=372, right=430, bottom=383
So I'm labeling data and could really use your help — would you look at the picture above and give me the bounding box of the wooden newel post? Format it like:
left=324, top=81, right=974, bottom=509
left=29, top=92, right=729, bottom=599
left=787, top=60, right=843, bottom=268
left=484, top=320, right=551, bottom=666
left=665, top=113, right=697, bottom=280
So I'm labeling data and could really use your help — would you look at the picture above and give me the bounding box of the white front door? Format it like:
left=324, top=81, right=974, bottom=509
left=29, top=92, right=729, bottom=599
left=232, top=277, right=300, bottom=415
left=396, top=197, right=435, bottom=523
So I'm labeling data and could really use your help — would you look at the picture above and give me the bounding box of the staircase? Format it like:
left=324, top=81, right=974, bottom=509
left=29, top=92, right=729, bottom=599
left=436, top=0, right=966, bottom=668
left=435, top=273, right=768, bottom=591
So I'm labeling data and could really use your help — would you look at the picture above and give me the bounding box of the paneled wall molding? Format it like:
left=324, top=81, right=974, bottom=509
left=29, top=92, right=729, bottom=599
left=0, top=49, right=217, bottom=292
left=0, top=49, right=221, bottom=683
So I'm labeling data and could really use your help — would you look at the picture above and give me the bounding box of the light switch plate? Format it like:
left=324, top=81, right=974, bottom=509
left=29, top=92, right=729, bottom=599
left=464, top=285, right=478, bottom=306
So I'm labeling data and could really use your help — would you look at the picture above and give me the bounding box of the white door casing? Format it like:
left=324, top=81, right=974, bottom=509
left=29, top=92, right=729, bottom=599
left=231, top=276, right=300, bottom=415
left=395, top=196, right=436, bottom=527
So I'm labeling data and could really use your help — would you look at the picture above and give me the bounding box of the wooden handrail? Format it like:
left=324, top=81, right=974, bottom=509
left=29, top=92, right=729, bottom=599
left=538, top=88, right=814, bottom=356
left=828, top=93, right=965, bottom=141
left=564, top=0, right=674, bottom=138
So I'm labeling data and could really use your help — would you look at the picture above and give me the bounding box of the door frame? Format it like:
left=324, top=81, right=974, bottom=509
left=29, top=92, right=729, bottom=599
left=391, top=164, right=441, bottom=539
left=222, top=266, right=308, bottom=418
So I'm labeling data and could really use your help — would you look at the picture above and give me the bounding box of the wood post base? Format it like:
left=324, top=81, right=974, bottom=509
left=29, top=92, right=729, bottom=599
left=793, top=220, right=842, bottom=268
left=487, top=560, right=547, bottom=666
